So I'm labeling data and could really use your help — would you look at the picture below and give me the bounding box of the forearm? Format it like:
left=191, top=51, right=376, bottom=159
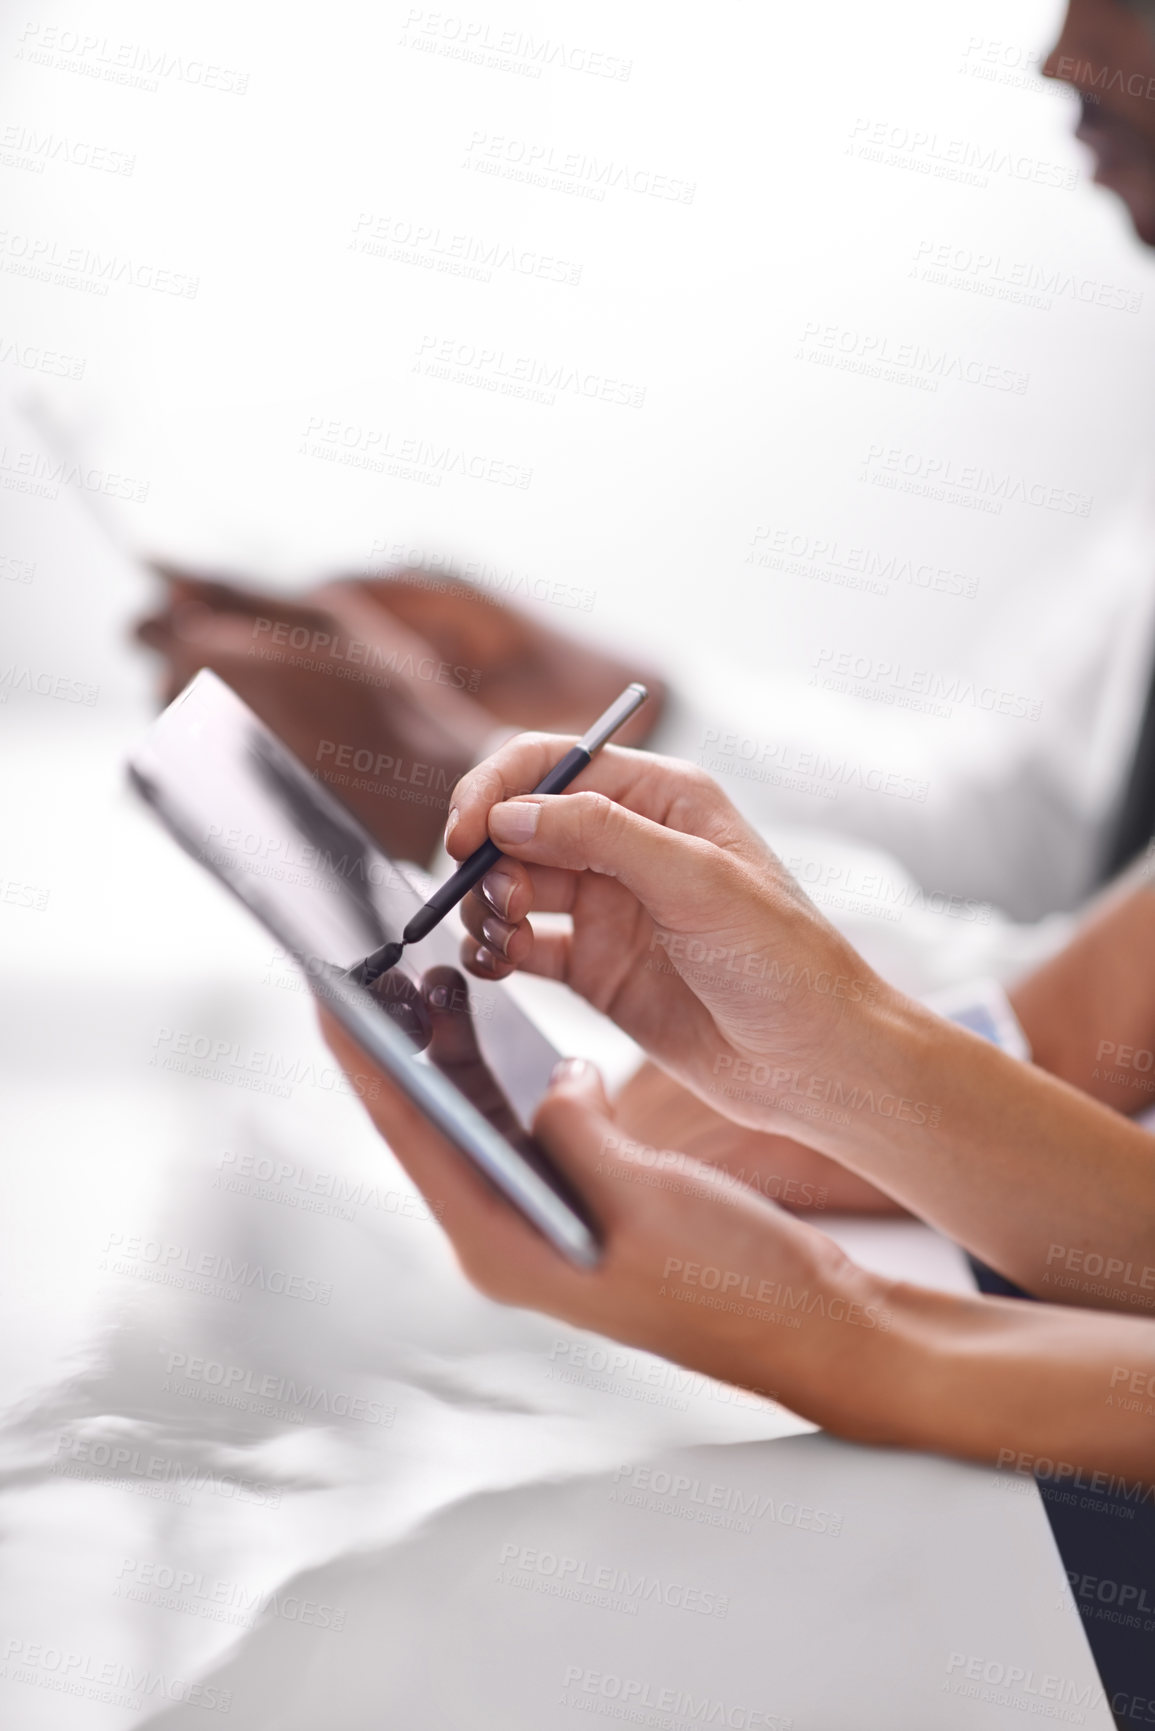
left=614, top=1061, right=908, bottom=1214
left=735, top=1240, right=1155, bottom=1481
left=788, top=989, right=1155, bottom=1304
left=848, top=1279, right=1155, bottom=1483
left=1009, top=869, right=1155, bottom=1111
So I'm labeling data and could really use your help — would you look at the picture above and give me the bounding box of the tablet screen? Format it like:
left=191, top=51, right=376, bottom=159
left=128, top=670, right=560, bottom=1132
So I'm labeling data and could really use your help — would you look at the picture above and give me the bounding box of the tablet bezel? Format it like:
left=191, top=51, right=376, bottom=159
left=127, top=670, right=602, bottom=1269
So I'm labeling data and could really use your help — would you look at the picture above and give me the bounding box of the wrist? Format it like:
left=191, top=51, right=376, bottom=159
left=819, top=1278, right=961, bottom=1452
left=773, top=983, right=944, bottom=1166
left=743, top=1228, right=913, bottom=1441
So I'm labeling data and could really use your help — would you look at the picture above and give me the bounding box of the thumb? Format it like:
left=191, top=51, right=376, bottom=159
left=532, top=1058, right=628, bottom=1219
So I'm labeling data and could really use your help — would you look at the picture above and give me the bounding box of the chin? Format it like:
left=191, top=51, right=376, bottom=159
left=1120, top=194, right=1155, bottom=248
left=1093, top=165, right=1155, bottom=247
left=1084, top=140, right=1155, bottom=246
left=1131, top=207, right=1155, bottom=247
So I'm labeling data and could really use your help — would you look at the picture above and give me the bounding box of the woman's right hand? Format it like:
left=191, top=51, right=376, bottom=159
left=448, top=734, right=896, bottom=1151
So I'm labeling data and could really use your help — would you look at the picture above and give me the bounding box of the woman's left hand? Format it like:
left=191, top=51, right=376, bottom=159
left=319, top=1004, right=898, bottom=1435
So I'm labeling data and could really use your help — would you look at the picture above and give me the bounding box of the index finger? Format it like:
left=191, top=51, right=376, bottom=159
left=446, top=734, right=734, bottom=860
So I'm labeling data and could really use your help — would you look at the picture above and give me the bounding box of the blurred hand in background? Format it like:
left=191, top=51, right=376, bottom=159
left=134, top=564, right=664, bottom=865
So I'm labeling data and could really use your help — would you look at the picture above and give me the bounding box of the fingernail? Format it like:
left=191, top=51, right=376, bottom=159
left=481, top=868, right=517, bottom=917
left=550, top=1057, right=590, bottom=1085
left=474, top=945, right=499, bottom=972
left=490, top=799, right=541, bottom=844
left=481, top=916, right=511, bottom=957
left=443, top=807, right=459, bottom=848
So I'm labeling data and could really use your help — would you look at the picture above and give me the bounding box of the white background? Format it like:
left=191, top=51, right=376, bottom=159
left=0, top=3, right=1143, bottom=1725
left=4, top=0, right=1155, bottom=708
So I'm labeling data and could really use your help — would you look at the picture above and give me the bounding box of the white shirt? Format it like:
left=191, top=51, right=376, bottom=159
left=647, top=499, right=1155, bottom=997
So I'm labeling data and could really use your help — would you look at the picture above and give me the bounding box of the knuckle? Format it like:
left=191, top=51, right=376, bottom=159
left=688, top=764, right=726, bottom=805
left=574, top=790, right=616, bottom=848
left=677, top=761, right=724, bottom=808
left=458, top=761, right=504, bottom=810
left=497, top=730, right=558, bottom=778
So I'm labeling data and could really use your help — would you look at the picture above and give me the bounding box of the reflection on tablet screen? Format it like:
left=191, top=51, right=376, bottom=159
left=129, top=670, right=560, bottom=1134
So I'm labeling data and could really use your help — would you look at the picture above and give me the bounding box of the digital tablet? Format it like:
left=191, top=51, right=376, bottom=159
left=127, top=670, right=602, bottom=1267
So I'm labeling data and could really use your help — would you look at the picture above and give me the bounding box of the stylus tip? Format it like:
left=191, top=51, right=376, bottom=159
left=351, top=940, right=405, bottom=986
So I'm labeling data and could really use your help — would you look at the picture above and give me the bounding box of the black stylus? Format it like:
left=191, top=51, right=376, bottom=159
left=348, top=682, right=649, bottom=987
